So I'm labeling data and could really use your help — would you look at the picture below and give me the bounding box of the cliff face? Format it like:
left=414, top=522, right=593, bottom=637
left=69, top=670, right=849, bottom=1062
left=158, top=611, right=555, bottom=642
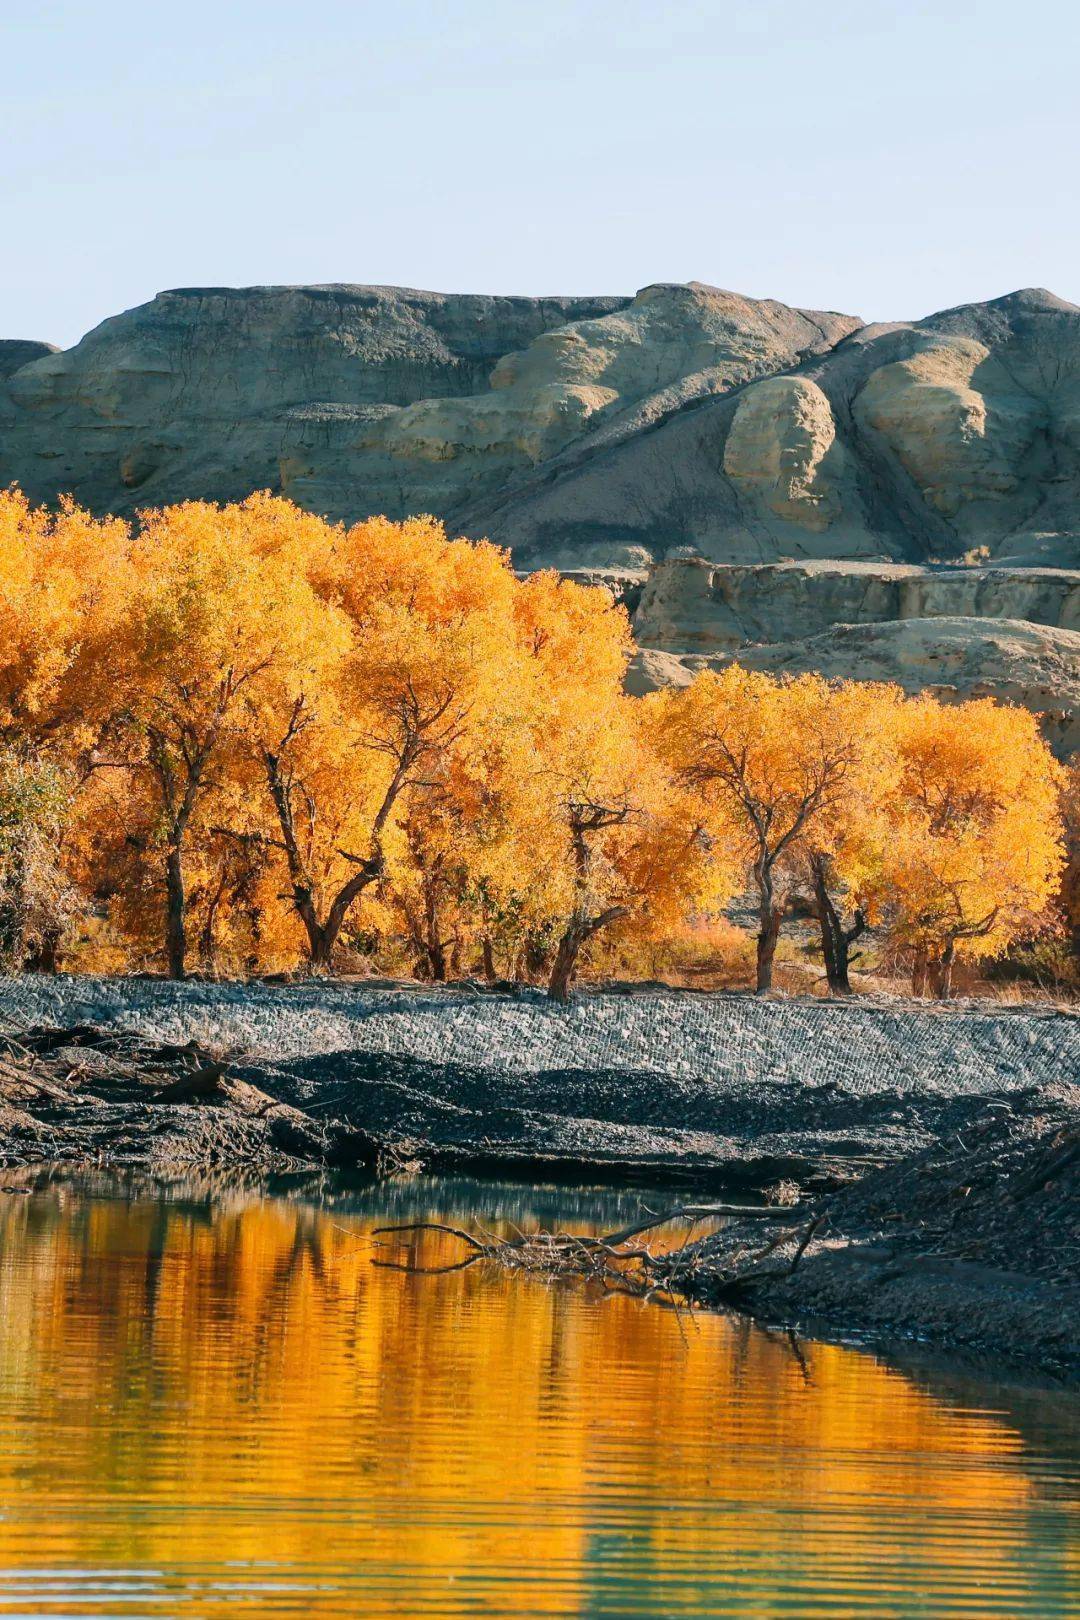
left=3, top=279, right=1080, bottom=740
left=475, top=288, right=1080, bottom=574
left=632, top=557, right=1080, bottom=650
left=0, top=281, right=851, bottom=523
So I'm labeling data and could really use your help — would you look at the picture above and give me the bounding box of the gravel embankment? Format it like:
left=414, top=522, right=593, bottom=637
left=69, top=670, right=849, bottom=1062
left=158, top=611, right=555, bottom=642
left=0, top=977, right=1075, bottom=1186
left=0, top=977, right=1074, bottom=1092
left=1, top=980, right=1075, bottom=1369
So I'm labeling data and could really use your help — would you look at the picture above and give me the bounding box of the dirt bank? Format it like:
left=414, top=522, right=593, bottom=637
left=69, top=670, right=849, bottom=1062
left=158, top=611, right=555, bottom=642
left=0, top=978, right=1076, bottom=1183
left=650, top=1085, right=1079, bottom=1374
left=1, top=1020, right=1033, bottom=1191
left=0, top=1027, right=401, bottom=1179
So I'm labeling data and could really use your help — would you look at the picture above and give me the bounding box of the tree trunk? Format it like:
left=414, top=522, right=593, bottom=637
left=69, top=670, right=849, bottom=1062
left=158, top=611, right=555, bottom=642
left=911, top=949, right=929, bottom=996
left=307, top=921, right=335, bottom=974
left=25, top=928, right=61, bottom=974
left=756, top=907, right=783, bottom=993
left=165, top=845, right=187, bottom=980
left=809, top=856, right=865, bottom=995
left=751, top=856, right=786, bottom=994
left=547, top=903, right=629, bottom=1003
left=262, top=746, right=392, bottom=975
left=302, top=868, right=381, bottom=975
left=422, top=874, right=447, bottom=981
left=481, top=937, right=496, bottom=982
left=547, top=927, right=583, bottom=1004
left=199, top=865, right=231, bottom=965
left=524, top=935, right=549, bottom=980
left=934, top=941, right=956, bottom=999
left=291, top=884, right=326, bottom=968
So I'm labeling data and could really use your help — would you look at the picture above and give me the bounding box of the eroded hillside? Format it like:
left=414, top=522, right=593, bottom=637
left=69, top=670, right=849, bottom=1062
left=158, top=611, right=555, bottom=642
left=4, top=279, right=1080, bottom=732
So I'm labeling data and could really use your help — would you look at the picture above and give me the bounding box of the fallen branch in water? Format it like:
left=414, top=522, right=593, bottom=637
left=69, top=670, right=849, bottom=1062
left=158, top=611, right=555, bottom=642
left=713, top=1214, right=829, bottom=1290
left=597, top=1202, right=810, bottom=1246
left=372, top=1199, right=821, bottom=1298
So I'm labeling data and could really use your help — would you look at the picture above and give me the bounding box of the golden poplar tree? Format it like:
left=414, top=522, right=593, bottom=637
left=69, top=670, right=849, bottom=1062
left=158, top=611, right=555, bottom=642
left=98, top=495, right=330, bottom=978
left=883, top=696, right=1064, bottom=996
left=650, top=668, right=866, bottom=993
left=236, top=515, right=525, bottom=972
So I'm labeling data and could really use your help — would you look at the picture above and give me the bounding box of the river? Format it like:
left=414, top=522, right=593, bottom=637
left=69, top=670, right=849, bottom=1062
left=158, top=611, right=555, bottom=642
left=0, top=1173, right=1076, bottom=1617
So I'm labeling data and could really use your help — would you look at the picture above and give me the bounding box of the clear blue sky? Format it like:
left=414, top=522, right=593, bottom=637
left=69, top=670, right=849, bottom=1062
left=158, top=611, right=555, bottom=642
left=4, top=0, right=1077, bottom=348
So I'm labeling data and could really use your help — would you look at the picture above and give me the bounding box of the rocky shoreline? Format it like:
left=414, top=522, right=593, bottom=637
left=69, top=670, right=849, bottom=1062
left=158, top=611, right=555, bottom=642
left=648, top=1086, right=1079, bottom=1376
left=0, top=985, right=1076, bottom=1375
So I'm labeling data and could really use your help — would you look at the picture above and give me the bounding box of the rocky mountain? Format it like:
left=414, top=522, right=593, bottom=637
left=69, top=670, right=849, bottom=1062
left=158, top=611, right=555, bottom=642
left=477, top=287, right=1080, bottom=574
left=3, top=279, right=1079, bottom=747
left=0, top=282, right=853, bottom=521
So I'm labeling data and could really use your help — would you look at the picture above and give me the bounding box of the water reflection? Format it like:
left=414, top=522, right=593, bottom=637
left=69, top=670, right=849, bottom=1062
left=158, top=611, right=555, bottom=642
left=0, top=1173, right=1076, bottom=1617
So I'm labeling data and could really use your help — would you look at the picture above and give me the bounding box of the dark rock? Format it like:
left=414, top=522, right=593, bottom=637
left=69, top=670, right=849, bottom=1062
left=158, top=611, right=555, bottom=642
left=0, top=339, right=58, bottom=380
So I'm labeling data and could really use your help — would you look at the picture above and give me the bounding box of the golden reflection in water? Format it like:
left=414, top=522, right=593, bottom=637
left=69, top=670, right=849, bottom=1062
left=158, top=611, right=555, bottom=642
left=0, top=1180, right=1075, bottom=1618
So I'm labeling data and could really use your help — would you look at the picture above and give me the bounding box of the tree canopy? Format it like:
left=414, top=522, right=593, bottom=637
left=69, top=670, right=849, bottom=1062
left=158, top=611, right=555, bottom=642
left=0, top=487, right=1068, bottom=999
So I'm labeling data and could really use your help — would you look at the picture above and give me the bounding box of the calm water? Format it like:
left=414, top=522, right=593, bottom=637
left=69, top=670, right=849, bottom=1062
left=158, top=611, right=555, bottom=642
left=0, top=1175, right=1076, bottom=1618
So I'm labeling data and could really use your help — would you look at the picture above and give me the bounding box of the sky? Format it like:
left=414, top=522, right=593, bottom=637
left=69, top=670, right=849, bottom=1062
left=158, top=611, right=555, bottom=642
left=3, top=0, right=1078, bottom=349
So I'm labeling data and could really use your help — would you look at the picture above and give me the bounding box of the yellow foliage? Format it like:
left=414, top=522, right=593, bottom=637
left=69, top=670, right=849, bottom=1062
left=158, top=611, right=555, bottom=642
left=0, top=488, right=129, bottom=747
left=647, top=667, right=893, bottom=990
left=1062, top=756, right=1080, bottom=942
left=882, top=697, right=1064, bottom=986
left=0, top=487, right=1068, bottom=998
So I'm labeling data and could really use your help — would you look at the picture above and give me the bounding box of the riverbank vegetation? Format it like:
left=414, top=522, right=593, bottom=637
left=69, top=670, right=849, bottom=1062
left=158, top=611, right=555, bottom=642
left=0, top=487, right=1073, bottom=999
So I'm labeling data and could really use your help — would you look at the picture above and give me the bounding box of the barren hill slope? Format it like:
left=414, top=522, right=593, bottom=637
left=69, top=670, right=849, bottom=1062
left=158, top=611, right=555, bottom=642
left=4, top=279, right=1080, bottom=732
left=0, top=281, right=854, bottom=524
left=474, top=287, right=1080, bottom=574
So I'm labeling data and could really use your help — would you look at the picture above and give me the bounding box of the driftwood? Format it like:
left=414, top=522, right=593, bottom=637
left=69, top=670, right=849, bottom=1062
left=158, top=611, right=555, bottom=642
left=373, top=1200, right=822, bottom=1299
left=151, top=1062, right=227, bottom=1104
left=20, top=1025, right=111, bottom=1055
left=1010, top=1132, right=1079, bottom=1201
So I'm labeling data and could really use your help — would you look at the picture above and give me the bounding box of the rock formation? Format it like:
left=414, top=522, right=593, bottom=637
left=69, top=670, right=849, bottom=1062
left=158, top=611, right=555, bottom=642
left=0, top=282, right=853, bottom=524
left=476, top=288, right=1080, bottom=573
left=631, top=556, right=1080, bottom=649
left=3, top=279, right=1080, bottom=742
left=628, top=616, right=1080, bottom=756
left=0, top=340, right=57, bottom=380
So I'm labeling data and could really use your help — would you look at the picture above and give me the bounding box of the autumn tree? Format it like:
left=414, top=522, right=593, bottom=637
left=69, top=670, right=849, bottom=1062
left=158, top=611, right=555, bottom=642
left=798, top=683, right=904, bottom=993
left=1061, top=755, right=1080, bottom=963
left=0, top=491, right=135, bottom=971
left=0, top=489, right=131, bottom=752
left=0, top=749, right=78, bottom=971
left=509, top=574, right=727, bottom=1001
left=236, top=515, right=526, bottom=973
left=100, top=495, right=332, bottom=979
left=651, top=669, right=865, bottom=993
left=2, top=483, right=1067, bottom=1008
left=510, top=573, right=634, bottom=1001
left=883, top=697, right=1064, bottom=997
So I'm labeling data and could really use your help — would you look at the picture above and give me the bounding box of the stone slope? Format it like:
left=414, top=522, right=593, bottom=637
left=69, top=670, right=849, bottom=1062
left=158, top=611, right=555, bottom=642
left=0, top=285, right=629, bottom=515
left=628, top=616, right=1080, bottom=755
left=472, top=288, right=1080, bottom=573
left=0, top=281, right=854, bottom=523
left=632, top=556, right=1080, bottom=650
left=0, top=977, right=1074, bottom=1092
